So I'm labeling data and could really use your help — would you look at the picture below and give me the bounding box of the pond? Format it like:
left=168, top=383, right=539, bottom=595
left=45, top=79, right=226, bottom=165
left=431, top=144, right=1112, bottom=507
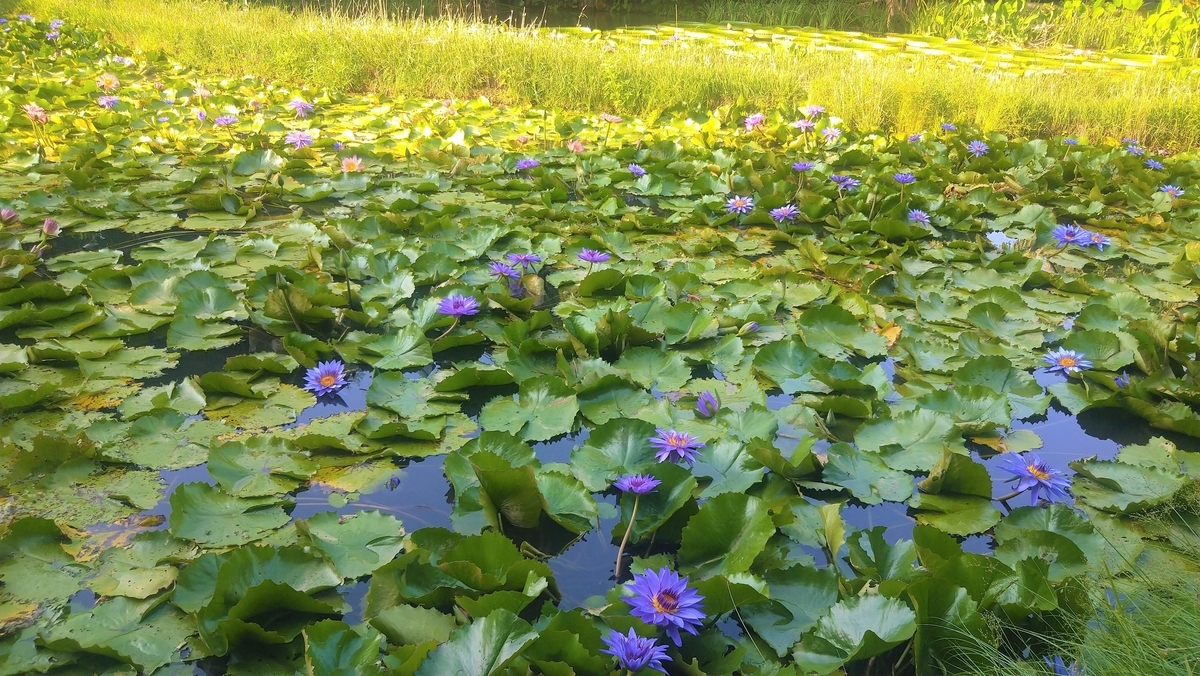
left=3, top=14, right=1200, bottom=676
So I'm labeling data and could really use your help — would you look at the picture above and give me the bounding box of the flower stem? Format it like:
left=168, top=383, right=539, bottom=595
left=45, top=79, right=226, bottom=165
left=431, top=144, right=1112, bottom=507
left=435, top=317, right=459, bottom=342
left=585, top=261, right=593, bottom=277
left=614, top=494, right=640, bottom=581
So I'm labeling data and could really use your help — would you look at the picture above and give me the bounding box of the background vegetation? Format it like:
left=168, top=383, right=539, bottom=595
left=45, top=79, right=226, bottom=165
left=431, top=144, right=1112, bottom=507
left=11, top=0, right=1200, bottom=148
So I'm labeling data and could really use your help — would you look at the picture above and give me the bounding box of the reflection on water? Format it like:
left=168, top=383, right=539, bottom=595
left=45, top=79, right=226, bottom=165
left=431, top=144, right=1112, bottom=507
left=290, top=457, right=452, bottom=530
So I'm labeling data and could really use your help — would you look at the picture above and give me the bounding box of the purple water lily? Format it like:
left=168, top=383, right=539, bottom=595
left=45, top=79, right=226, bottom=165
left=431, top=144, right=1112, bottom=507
left=303, top=360, right=348, bottom=396
left=626, top=567, right=706, bottom=647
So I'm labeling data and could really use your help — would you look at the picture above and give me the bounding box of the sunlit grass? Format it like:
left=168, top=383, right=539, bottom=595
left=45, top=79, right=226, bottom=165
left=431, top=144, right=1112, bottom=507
left=8, top=0, right=1200, bottom=148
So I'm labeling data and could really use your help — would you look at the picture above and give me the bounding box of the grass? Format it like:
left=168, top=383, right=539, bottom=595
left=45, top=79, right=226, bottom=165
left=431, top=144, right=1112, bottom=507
left=957, top=490, right=1200, bottom=676
left=8, top=0, right=1200, bottom=148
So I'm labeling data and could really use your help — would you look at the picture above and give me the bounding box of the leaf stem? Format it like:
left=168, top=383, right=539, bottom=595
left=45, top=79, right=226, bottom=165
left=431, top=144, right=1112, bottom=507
left=614, top=494, right=640, bottom=581
left=435, top=317, right=459, bottom=342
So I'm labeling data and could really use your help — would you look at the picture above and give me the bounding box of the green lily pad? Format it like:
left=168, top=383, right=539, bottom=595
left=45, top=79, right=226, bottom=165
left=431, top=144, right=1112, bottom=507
left=678, top=493, right=774, bottom=579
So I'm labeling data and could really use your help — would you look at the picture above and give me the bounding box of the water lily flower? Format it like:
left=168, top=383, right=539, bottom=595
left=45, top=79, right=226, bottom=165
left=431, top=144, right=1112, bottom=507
left=738, top=321, right=759, bottom=336
left=908, top=132, right=924, bottom=142
left=1061, top=315, right=1076, bottom=330
left=821, top=127, right=842, bottom=142
left=385, top=476, right=401, bottom=491
left=744, top=112, right=765, bottom=130
left=696, top=391, right=719, bottom=418
left=96, top=73, right=120, bottom=91
left=577, top=249, right=610, bottom=264
left=112, top=55, right=134, bottom=66
left=626, top=567, right=706, bottom=646
left=288, top=97, right=314, bottom=118
left=45, top=30, right=59, bottom=41
left=599, top=112, right=623, bottom=124
left=792, top=161, right=815, bottom=172
left=0, top=209, right=19, bottom=225
left=998, top=453, right=1071, bottom=505
left=18, top=14, right=33, bottom=22
left=1044, top=656, right=1082, bottom=676
left=332, top=141, right=344, bottom=151
left=285, top=130, right=313, bottom=149
left=194, top=109, right=207, bottom=122
left=506, top=252, right=541, bottom=269
left=908, top=209, right=930, bottom=225
left=49, top=19, right=63, bottom=29
left=340, top=155, right=365, bottom=172
left=1063, top=137, right=1079, bottom=146
left=614, top=474, right=661, bottom=494
left=941, top=122, right=957, bottom=131
left=1125, top=144, right=1145, bottom=156
left=1051, top=224, right=1086, bottom=246
left=967, top=140, right=989, bottom=157
left=1084, top=231, right=1111, bottom=249
left=803, top=104, right=825, bottom=117
left=792, top=118, right=816, bottom=132
left=515, top=157, right=539, bottom=171
left=627, top=162, right=646, bottom=178
left=1160, top=184, right=1185, bottom=198
left=514, top=135, right=530, bottom=144
left=830, top=175, right=860, bottom=192
left=894, top=172, right=916, bottom=185
left=1145, top=158, right=1164, bottom=170
left=769, top=204, right=799, bottom=223
left=649, top=428, right=703, bottom=464
left=22, top=103, right=47, bottom=124
left=566, top=139, right=585, bottom=153
left=1115, top=372, right=1130, bottom=389
left=97, top=95, right=119, bottom=110
left=436, top=293, right=480, bottom=318
left=1043, top=348, right=1091, bottom=375
left=601, top=628, right=671, bottom=674
left=303, top=360, right=348, bottom=396
left=41, top=219, right=59, bottom=237
left=488, top=261, right=520, bottom=280
left=725, top=196, right=755, bottom=214
left=213, top=115, right=237, bottom=127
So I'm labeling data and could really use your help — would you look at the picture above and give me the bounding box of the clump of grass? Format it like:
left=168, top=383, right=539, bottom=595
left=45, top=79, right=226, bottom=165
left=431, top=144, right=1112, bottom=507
left=9, top=0, right=1200, bottom=148
left=953, top=487, right=1200, bottom=676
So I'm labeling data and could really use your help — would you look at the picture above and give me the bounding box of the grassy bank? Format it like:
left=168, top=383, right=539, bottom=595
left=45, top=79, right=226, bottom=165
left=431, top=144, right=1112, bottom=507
left=962, top=492, right=1200, bottom=676
left=9, top=0, right=1200, bottom=147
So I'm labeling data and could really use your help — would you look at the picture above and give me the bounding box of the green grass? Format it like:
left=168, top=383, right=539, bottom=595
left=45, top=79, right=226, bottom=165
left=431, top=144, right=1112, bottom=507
left=10, top=0, right=1200, bottom=148
left=958, top=491, right=1200, bottom=676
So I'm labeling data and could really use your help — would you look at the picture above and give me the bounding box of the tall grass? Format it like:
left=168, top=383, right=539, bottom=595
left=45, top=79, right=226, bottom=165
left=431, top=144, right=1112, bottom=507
left=958, top=489, right=1200, bottom=676
left=9, top=0, right=1200, bottom=148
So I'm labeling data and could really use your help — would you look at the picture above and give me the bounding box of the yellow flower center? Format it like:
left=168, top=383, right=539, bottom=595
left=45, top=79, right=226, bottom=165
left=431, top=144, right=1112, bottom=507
left=651, top=591, right=679, bottom=614
left=318, top=374, right=337, bottom=388
left=1026, top=463, right=1050, bottom=481
left=1057, top=356, right=1077, bottom=368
